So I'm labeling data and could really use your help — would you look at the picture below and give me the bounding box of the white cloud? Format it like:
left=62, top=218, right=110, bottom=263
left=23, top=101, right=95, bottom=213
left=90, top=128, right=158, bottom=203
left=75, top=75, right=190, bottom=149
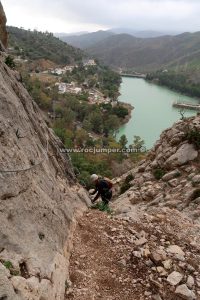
left=2, top=0, right=200, bottom=32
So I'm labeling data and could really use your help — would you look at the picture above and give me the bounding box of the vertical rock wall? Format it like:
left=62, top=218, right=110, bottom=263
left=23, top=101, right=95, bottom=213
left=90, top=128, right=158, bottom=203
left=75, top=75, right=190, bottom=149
left=0, top=1, right=7, bottom=48
left=0, top=34, right=89, bottom=300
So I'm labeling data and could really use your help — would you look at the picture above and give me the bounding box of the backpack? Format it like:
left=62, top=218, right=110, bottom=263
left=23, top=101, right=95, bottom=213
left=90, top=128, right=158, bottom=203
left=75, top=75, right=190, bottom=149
left=103, top=177, right=113, bottom=189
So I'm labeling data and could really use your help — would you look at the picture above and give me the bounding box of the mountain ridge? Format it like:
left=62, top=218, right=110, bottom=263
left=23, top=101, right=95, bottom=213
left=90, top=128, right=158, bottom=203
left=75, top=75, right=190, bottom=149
left=86, top=31, right=200, bottom=73
left=7, top=26, right=84, bottom=65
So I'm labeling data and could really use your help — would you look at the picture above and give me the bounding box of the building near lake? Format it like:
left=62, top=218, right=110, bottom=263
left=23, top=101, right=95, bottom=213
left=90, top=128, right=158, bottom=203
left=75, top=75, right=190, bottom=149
left=55, top=82, right=82, bottom=94
left=83, top=59, right=96, bottom=67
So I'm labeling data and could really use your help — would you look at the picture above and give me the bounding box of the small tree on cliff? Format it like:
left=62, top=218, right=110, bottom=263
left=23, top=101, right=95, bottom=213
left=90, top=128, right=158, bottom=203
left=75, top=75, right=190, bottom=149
left=132, top=135, right=145, bottom=152
left=119, top=134, right=128, bottom=148
left=5, top=55, right=15, bottom=69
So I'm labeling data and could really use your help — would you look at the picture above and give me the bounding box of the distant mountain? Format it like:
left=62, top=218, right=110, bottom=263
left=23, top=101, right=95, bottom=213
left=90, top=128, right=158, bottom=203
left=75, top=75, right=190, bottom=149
left=8, top=26, right=84, bottom=65
left=86, top=31, right=200, bottom=72
left=109, top=28, right=181, bottom=38
left=54, top=31, right=89, bottom=38
left=58, top=30, right=115, bottom=49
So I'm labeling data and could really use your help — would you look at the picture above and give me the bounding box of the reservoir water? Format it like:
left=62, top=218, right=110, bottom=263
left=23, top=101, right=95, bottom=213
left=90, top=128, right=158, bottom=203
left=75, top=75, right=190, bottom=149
left=117, top=77, right=199, bottom=149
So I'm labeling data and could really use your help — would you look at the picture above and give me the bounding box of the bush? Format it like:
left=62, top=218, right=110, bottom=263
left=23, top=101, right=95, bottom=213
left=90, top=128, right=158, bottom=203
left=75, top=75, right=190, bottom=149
left=112, top=105, right=128, bottom=119
left=153, top=168, right=166, bottom=180
left=120, top=182, right=131, bottom=194
left=5, top=56, right=16, bottom=69
left=3, top=260, right=13, bottom=269
left=53, top=127, right=66, bottom=143
left=120, top=173, right=134, bottom=194
left=186, top=128, right=200, bottom=149
left=91, top=202, right=112, bottom=214
left=1, top=260, right=20, bottom=276
left=125, top=174, right=134, bottom=183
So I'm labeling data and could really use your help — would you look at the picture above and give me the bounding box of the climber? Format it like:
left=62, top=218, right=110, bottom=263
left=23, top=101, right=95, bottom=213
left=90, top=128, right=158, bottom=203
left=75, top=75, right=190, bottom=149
left=89, top=174, right=113, bottom=205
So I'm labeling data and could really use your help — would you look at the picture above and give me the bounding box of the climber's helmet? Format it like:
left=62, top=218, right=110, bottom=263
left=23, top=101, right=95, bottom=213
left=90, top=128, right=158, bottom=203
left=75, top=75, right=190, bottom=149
left=91, top=174, right=98, bottom=183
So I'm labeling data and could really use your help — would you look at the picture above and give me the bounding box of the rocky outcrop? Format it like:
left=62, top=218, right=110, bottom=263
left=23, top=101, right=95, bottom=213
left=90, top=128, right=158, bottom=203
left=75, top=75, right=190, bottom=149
left=113, top=115, right=200, bottom=222
left=110, top=115, right=200, bottom=299
left=0, top=53, right=90, bottom=299
left=0, top=1, right=7, bottom=49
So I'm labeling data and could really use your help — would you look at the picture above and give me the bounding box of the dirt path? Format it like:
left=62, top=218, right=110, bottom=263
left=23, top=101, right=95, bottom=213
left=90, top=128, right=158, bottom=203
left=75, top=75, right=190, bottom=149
left=66, top=210, right=149, bottom=300
left=66, top=208, right=200, bottom=300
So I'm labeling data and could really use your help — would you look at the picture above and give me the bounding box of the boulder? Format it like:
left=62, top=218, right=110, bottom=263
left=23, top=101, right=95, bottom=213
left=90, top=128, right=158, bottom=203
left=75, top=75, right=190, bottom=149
left=165, top=144, right=198, bottom=167
left=167, top=271, right=183, bottom=286
left=134, top=237, right=147, bottom=246
left=162, top=170, right=181, bottom=181
left=187, top=275, right=195, bottom=289
left=167, top=245, right=185, bottom=256
left=0, top=264, right=21, bottom=300
left=192, top=175, right=200, bottom=184
left=162, top=259, right=172, bottom=270
left=175, top=284, right=196, bottom=299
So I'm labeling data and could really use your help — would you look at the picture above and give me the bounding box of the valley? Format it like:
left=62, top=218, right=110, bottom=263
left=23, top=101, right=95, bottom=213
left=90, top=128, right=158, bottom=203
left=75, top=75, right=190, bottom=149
left=1, top=2, right=200, bottom=300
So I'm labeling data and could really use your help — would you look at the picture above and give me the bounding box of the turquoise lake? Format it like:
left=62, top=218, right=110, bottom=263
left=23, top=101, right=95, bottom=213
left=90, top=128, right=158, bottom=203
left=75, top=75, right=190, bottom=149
left=117, top=77, right=199, bottom=149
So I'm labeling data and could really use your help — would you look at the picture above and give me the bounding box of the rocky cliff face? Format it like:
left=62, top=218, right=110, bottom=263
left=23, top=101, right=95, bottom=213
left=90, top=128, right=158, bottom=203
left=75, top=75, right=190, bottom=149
left=113, top=114, right=200, bottom=221
left=0, top=51, right=89, bottom=299
left=108, top=116, right=200, bottom=299
left=0, top=2, right=7, bottom=49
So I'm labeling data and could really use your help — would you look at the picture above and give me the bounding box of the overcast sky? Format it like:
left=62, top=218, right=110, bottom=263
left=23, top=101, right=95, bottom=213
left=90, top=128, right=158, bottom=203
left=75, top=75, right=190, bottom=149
left=2, top=0, right=200, bottom=33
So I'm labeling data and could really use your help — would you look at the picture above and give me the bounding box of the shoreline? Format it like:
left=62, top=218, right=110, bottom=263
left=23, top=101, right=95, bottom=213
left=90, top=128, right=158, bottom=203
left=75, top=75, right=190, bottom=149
left=146, top=78, right=200, bottom=101
left=118, top=101, right=134, bottom=125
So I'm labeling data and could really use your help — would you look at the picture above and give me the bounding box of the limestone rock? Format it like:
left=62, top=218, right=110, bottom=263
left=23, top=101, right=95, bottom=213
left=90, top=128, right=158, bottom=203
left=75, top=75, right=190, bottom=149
left=187, top=275, right=195, bottom=289
left=166, top=144, right=198, bottom=167
left=0, top=2, right=7, bottom=48
left=162, top=259, right=172, bottom=270
left=134, top=237, right=147, bottom=246
left=175, top=284, right=196, bottom=299
left=162, top=169, right=181, bottom=181
left=0, top=44, right=89, bottom=299
left=150, top=251, right=166, bottom=265
left=167, top=271, right=183, bottom=286
left=0, top=264, right=21, bottom=300
left=192, top=175, right=200, bottom=184
left=167, top=245, right=185, bottom=256
left=157, top=266, right=168, bottom=276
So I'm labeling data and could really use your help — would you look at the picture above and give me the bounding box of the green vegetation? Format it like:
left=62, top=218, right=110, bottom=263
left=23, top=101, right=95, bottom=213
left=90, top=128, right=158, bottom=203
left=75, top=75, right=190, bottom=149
left=132, top=135, right=145, bottom=152
left=87, top=31, right=200, bottom=74
left=5, top=55, right=16, bottom=69
left=72, top=153, right=112, bottom=189
left=59, top=30, right=114, bottom=49
left=112, top=105, right=129, bottom=118
left=146, top=71, right=200, bottom=98
left=91, top=202, right=112, bottom=214
left=119, top=134, right=128, bottom=148
left=2, top=260, right=20, bottom=276
left=63, top=64, right=121, bottom=100
left=10, top=26, right=145, bottom=187
left=21, top=74, right=144, bottom=187
left=153, top=168, right=166, bottom=180
left=185, top=128, right=200, bottom=150
left=3, top=260, right=13, bottom=269
left=8, top=26, right=83, bottom=64
left=120, top=174, right=134, bottom=194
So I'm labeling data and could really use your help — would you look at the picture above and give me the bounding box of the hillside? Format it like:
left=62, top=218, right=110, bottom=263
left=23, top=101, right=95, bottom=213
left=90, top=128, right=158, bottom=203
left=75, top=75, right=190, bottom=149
left=67, top=114, right=200, bottom=300
left=58, top=30, right=114, bottom=49
left=7, top=26, right=84, bottom=65
left=57, top=29, right=180, bottom=50
left=86, top=31, right=200, bottom=73
left=109, top=28, right=179, bottom=38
